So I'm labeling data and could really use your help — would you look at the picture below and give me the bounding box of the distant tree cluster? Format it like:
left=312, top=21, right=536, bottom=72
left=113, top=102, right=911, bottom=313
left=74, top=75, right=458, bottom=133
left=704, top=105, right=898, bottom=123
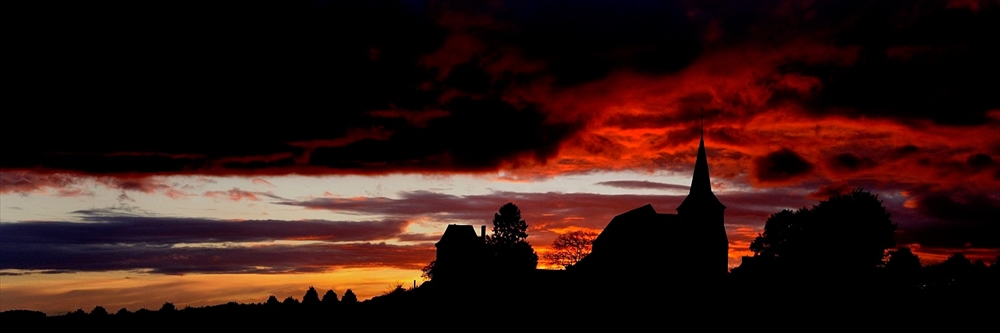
left=270, top=287, right=355, bottom=307
left=734, top=188, right=1000, bottom=293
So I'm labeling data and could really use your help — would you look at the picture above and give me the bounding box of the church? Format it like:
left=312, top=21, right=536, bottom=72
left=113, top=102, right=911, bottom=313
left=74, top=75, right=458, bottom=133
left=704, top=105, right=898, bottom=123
left=572, top=130, right=728, bottom=284
left=430, top=131, right=729, bottom=284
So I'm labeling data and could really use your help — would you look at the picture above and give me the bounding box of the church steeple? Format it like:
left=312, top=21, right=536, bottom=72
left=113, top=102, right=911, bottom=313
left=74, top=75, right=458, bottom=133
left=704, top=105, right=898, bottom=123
left=690, top=131, right=712, bottom=195
left=677, top=120, right=725, bottom=212
left=675, top=117, right=728, bottom=278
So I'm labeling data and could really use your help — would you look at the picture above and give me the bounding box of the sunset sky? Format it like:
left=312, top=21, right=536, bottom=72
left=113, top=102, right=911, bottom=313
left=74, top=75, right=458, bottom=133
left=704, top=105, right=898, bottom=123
left=3, top=0, right=998, bottom=315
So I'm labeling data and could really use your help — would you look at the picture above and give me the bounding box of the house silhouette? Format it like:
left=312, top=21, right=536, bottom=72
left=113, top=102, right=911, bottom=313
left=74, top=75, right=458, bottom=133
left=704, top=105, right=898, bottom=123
left=432, top=224, right=487, bottom=282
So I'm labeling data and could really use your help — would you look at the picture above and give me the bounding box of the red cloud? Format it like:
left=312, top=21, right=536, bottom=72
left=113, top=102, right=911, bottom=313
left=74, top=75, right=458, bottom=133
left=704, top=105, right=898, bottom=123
left=96, top=176, right=169, bottom=193
left=0, top=172, right=81, bottom=195
left=205, top=188, right=260, bottom=202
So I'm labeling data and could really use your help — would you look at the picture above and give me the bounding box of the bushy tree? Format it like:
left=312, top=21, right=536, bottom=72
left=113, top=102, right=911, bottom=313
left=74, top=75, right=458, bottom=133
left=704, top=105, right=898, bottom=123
left=486, top=202, right=538, bottom=271
left=885, top=247, right=922, bottom=290
left=90, top=306, right=108, bottom=317
left=159, top=302, right=176, bottom=313
left=68, top=308, right=87, bottom=318
left=544, top=231, right=598, bottom=269
left=748, top=189, right=896, bottom=276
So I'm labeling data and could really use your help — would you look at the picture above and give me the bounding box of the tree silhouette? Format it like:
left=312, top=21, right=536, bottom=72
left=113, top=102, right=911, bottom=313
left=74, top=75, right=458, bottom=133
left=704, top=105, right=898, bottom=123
left=885, top=247, right=922, bottom=290
left=748, top=189, right=896, bottom=278
left=68, top=308, right=87, bottom=318
left=923, top=253, right=991, bottom=290
left=302, top=286, right=321, bottom=305
left=265, top=295, right=280, bottom=306
left=321, top=289, right=339, bottom=304
left=421, top=260, right=436, bottom=280
left=486, top=202, right=538, bottom=271
left=90, top=306, right=108, bottom=317
left=159, top=302, right=176, bottom=313
left=342, top=289, right=357, bottom=303
left=544, top=231, right=597, bottom=269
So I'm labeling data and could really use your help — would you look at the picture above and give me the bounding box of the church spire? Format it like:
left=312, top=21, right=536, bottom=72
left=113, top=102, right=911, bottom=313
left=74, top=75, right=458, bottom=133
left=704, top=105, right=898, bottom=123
left=690, top=132, right=712, bottom=194
left=690, top=108, right=712, bottom=194
left=677, top=112, right=725, bottom=212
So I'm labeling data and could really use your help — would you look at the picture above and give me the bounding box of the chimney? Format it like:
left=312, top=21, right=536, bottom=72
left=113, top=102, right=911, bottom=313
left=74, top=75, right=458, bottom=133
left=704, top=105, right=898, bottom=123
left=481, top=225, right=487, bottom=240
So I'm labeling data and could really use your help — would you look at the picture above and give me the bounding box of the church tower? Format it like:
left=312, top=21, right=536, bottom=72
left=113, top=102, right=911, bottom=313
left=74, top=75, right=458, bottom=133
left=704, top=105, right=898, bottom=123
left=675, top=128, right=728, bottom=278
left=572, top=121, right=730, bottom=285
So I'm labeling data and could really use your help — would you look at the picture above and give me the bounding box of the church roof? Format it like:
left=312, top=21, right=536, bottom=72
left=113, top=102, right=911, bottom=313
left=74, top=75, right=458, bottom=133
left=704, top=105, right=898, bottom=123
left=590, top=205, right=677, bottom=253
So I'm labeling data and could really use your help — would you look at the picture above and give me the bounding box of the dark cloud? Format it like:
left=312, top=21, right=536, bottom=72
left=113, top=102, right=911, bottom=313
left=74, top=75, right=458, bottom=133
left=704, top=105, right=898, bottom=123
left=828, top=153, right=878, bottom=173
left=0, top=242, right=433, bottom=274
left=0, top=216, right=408, bottom=246
left=309, top=97, right=577, bottom=171
left=6, top=0, right=585, bottom=177
left=0, top=214, right=420, bottom=274
left=595, top=180, right=689, bottom=191
left=753, top=148, right=815, bottom=183
left=967, top=153, right=995, bottom=171
left=892, top=145, right=921, bottom=158
left=5, top=0, right=999, bottom=179
left=899, top=190, right=1000, bottom=248
left=766, top=1, right=1000, bottom=125
left=493, top=0, right=702, bottom=86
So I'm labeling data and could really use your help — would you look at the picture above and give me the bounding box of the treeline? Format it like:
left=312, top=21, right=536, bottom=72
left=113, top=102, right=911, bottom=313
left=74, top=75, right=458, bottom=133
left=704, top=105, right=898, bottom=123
left=0, top=285, right=417, bottom=329
left=729, top=189, right=1000, bottom=294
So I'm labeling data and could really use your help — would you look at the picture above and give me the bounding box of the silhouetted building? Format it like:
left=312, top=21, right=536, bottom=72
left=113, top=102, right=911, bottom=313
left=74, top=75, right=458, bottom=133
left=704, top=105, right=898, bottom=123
left=433, top=224, right=487, bottom=281
left=428, top=133, right=728, bottom=287
left=575, top=132, right=728, bottom=285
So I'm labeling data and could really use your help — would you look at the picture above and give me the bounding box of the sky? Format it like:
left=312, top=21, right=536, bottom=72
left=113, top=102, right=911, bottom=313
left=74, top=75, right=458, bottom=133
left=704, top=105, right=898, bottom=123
left=3, top=0, right=999, bottom=315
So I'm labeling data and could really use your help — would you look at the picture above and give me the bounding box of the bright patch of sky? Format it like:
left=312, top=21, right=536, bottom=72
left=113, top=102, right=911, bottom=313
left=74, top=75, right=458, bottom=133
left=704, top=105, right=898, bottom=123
left=0, top=170, right=699, bottom=223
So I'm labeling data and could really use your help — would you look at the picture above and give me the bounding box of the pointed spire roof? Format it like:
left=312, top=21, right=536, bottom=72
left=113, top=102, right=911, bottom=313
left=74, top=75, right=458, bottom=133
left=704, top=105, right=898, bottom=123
left=677, top=125, right=725, bottom=213
left=690, top=135, right=713, bottom=193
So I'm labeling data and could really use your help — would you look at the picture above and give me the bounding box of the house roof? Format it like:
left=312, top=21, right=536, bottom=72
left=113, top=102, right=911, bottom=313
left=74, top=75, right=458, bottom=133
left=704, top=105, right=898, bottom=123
left=436, top=224, right=480, bottom=247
